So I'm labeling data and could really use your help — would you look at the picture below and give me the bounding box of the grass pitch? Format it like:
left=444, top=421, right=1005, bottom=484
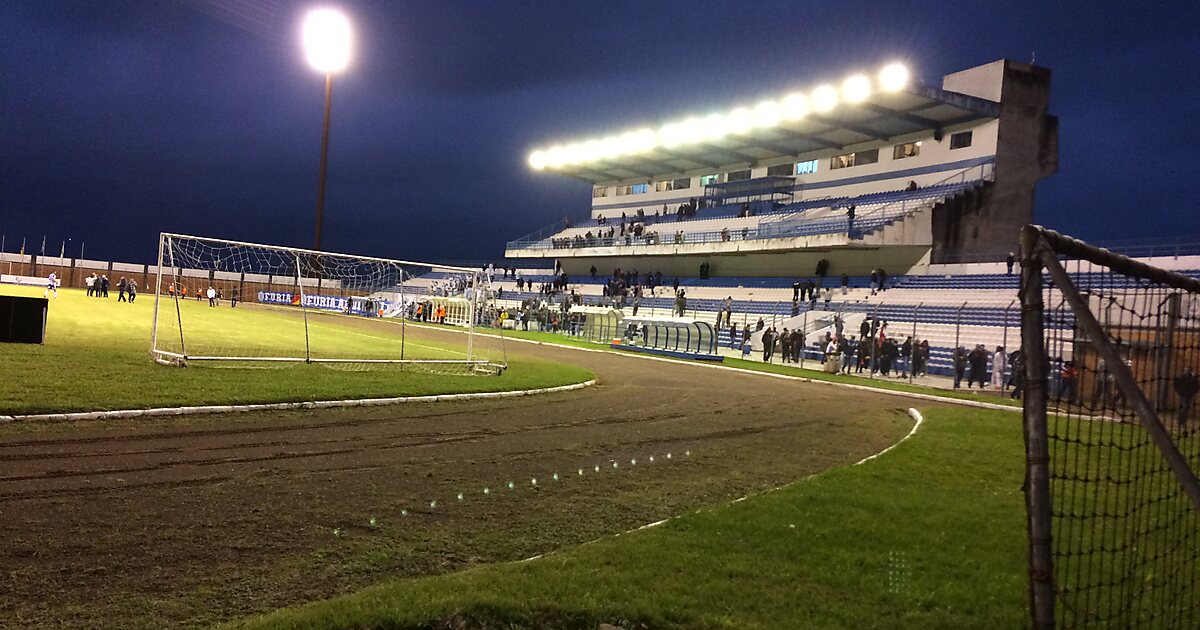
left=0, top=285, right=591, bottom=415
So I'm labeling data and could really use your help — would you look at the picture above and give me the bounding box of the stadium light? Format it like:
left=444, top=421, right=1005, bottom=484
left=780, top=92, right=809, bottom=120
left=841, top=74, right=872, bottom=103
left=810, top=84, right=839, bottom=112
left=302, top=7, right=354, bottom=251
left=303, top=8, right=353, bottom=73
left=528, top=61, right=914, bottom=170
left=879, top=62, right=909, bottom=92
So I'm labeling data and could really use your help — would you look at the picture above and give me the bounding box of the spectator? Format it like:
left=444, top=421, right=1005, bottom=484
left=1058, top=360, right=1077, bottom=402
left=967, top=345, right=988, bottom=389
left=952, top=346, right=968, bottom=389
left=1175, top=368, right=1199, bottom=427
left=206, top=286, right=217, bottom=307
left=841, top=273, right=849, bottom=295
left=117, top=277, right=128, bottom=302
left=1006, top=252, right=1016, bottom=275
left=992, top=346, right=1007, bottom=390
left=762, top=327, right=775, bottom=362
left=127, top=279, right=137, bottom=303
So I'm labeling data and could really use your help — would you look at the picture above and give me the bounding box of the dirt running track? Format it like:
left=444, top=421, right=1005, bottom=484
left=0, top=325, right=926, bottom=629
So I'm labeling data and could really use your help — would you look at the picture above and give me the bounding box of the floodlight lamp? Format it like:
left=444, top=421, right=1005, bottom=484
left=811, top=85, right=838, bottom=112
left=659, top=122, right=686, bottom=148
left=879, top=63, right=909, bottom=92
left=752, top=100, right=782, bottom=128
left=702, top=112, right=729, bottom=141
left=841, top=74, right=871, bottom=103
left=630, top=128, right=657, bottom=153
left=302, top=8, right=353, bottom=74
left=678, top=117, right=705, bottom=144
left=528, top=150, right=547, bottom=170
left=780, top=92, right=809, bottom=120
left=728, top=107, right=754, bottom=134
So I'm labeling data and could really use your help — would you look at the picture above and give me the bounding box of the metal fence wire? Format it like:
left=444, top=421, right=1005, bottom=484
left=1020, top=225, right=1200, bottom=629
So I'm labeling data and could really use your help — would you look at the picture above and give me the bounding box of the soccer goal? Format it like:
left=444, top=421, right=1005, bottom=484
left=1020, top=225, right=1200, bottom=628
left=150, top=232, right=507, bottom=374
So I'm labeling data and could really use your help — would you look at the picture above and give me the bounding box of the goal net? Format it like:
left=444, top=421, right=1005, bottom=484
left=150, top=233, right=507, bottom=375
left=1020, top=226, right=1200, bottom=628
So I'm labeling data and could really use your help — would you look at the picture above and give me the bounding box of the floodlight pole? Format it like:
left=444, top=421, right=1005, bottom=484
left=314, top=73, right=334, bottom=251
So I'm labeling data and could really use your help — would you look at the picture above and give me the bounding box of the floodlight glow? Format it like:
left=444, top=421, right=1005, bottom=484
left=811, top=85, right=838, bottom=112
left=677, top=117, right=705, bottom=144
left=531, top=478, right=537, bottom=485
left=429, top=500, right=437, bottom=508
left=842, top=74, right=872, bottom=103
left=701, top=113, right=729, bottom=141
left=553, top=473, right=559, bottom=481
left=594, top=465, right=600, bottom=472
left=631, top=458, right=637, bottom=465
left=577, top=469, right=584, bottom=475
left=528, top=61, right=918, bottom=171
left=780, top=92, right=809, bottom=120
left=649, top=456, right=655, bottom=462
left=728, top=107, right=754, bottom=134
left=507, top=481, right=514, bottom=489
left=302, top=8, right=353, bottom=74
left=484, top=487, right=490, bottom=495
left=879, top=63, right=909, bottom=92
left=658, top=122, right=685, bottom=148
left=752, top=100, right=782, bottom=128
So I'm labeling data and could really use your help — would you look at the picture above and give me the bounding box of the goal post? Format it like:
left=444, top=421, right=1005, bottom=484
left=150, top=232, right=506, bottom=374
left=1020, top=225, right=1200, bottom=628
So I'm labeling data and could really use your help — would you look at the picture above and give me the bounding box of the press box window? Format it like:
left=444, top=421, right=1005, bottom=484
left=655, top=177, right=691, bottom=192
left=699, top=174, right=720, bottom=186
left=592, top=186, right=607, bottom=198
left=950, top=131, right=973, bottom=150
left=725, top=169, right=751, bottom=182
left=615, top=183, right=648, bottom=196
left=796, top=159, right=818, bottom=174
left=829, top=148, right=879, bottom=170
left=766, top=163, right=794, bottom=177
left=893, top=142, right=921, bottom=160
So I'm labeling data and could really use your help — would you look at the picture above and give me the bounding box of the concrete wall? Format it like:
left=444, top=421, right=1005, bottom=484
left=932, top=60, right=1058, bottom=262
left=557, top=244, right=931, bottom=279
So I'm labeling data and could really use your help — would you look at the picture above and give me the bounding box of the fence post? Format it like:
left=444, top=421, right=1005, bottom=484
left=870, top=302, right=881, bottom=380
left=954, top=300, right=966, bottom=359
left=800, top=307, right=809, bottom=369
left=909, top=303, right=920, bottom=384
left=1019, top=227, right=1055, bottom=630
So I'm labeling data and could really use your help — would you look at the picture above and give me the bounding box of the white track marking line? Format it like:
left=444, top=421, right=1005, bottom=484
left=0, top=380, right=598, bottom=423
left=523, top=406, right=927, bottom=562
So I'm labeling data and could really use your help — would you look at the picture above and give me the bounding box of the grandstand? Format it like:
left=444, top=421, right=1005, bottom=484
left=478, top=59, right=1070, bottom=379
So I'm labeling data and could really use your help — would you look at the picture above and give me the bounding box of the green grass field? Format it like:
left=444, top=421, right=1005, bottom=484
left=229, top=406, right=1028, bottom=629
left=0, top=286, right=592, bottom=415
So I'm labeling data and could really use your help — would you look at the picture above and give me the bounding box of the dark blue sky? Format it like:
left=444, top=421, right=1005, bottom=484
left=2, top=0, right=1198, bottom=263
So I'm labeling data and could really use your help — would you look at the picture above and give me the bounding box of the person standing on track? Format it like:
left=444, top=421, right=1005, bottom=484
left=127, top=278, right=137, bottom=303
left=206, top=286, right=217, bottom=307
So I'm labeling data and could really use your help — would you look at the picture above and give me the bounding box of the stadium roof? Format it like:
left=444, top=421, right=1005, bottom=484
left=528, top=64, right=1000, bottom=185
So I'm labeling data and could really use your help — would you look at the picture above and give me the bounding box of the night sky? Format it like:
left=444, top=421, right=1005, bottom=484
left=2, top=0, right=1198, bottom=264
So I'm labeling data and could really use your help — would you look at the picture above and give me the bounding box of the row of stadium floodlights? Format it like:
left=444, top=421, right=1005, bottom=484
left=527, top=62, right=910, bottom=170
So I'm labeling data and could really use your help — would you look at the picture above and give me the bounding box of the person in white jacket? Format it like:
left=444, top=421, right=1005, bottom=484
left=992, top=346, right=1007, bottom=390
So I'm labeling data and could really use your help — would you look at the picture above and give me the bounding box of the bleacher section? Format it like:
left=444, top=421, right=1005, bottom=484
left=508, top=179, right=985, bottom=251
